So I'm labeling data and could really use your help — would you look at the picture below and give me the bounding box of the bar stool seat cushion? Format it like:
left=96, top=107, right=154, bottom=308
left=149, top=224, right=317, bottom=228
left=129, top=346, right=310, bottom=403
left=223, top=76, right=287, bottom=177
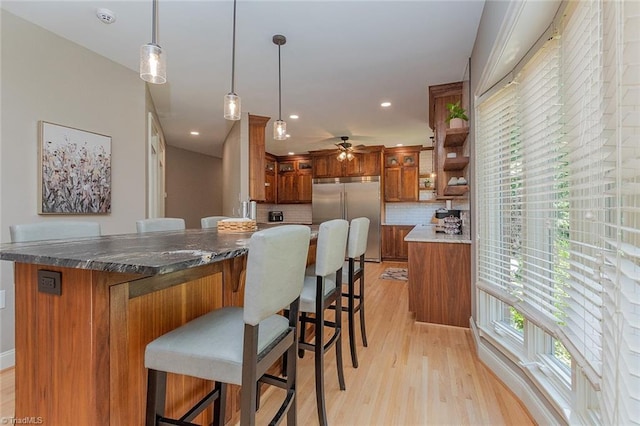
left=145, top=307, right=288, bottom=386
left=300, top=273, right=336, bottom=313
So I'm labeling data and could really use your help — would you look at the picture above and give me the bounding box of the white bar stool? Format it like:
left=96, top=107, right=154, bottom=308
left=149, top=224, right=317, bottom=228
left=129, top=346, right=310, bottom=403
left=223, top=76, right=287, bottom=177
left=136, top=218, right=186, bottom=233
left=10, top=221, right=101, bottom=242
left=200, top=216, right=230, bottom=228
left=297, top=219, right=349, bottom=426
left=341, top=217, right=370, bottom=368
left=144, top=225, right=310, bottom=426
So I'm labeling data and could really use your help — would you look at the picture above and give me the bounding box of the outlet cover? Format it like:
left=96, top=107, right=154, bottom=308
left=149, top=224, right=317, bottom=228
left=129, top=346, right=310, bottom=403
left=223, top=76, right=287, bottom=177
left=38, top=270, right=62, bottom=296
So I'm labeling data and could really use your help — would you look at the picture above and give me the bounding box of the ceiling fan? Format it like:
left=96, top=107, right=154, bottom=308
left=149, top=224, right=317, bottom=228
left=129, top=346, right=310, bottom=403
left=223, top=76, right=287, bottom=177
left=335, top=136, right=365, bottom=161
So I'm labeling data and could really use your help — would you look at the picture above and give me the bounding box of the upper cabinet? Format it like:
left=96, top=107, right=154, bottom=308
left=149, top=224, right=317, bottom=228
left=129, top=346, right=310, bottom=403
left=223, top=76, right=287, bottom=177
left=248, top=114, right=270, bottom=202
left=428, top=82, right=470, bottom=199
left=276, top=155, right=312, bottom=204
left=311, top=147, right=382, bottom=178
left=383, top=146, right=420, bottom=202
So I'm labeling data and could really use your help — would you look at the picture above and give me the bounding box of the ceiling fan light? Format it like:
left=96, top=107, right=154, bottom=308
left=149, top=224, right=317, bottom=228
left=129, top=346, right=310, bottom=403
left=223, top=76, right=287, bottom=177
left=224, top=93, right=241, bottom=120
left=140, top=43, right=166, bottom=84
left=337, top=151, right=347, bottom=161
left=274, top=119, right=287, bottom=140
left=346, top=152, right=355, bottom=161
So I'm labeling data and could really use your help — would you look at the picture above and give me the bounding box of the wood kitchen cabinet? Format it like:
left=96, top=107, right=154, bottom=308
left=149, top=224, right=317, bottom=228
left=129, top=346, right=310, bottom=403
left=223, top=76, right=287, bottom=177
left=248, top=114, right=270, bottom=201
left=264, top=153, right=277, bottom=203
left=429, top=82, right=470, bottom=199
left=381, top=225, right=414, bottom=261
left=408, top=241, right=471, bottom=327
left=383, top=146, right=420, bottom=202
left=311, top=147, right=382, bottom=178
left=276, top=155, right=312, bottom=203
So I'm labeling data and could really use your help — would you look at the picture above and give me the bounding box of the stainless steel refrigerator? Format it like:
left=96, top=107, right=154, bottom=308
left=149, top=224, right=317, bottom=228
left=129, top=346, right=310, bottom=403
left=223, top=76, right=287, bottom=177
left=312, top=176, right=381, bottom=262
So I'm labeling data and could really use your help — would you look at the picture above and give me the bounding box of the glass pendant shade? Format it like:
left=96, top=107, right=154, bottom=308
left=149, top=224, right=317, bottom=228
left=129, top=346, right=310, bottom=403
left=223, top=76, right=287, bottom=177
left=140, top=43, right=166, bottom=84
left=346, top=152, right=355, bottom=161
left=224, top=93, right=241, bottom=120
left=337, top=151, right=347, bottom=161
left=274, top=119, right=287, bottom=140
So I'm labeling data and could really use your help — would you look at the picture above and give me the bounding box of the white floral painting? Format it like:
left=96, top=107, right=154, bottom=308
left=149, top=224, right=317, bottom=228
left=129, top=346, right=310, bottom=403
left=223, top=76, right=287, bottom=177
left=39, top=122, right=111, bottom=214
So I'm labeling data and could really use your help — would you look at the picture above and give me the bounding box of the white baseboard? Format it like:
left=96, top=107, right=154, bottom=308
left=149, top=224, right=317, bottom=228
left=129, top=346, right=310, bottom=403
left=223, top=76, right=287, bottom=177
left=470, top=320, right=565, bottom=425
left=0, top=348, right=15, bottom=370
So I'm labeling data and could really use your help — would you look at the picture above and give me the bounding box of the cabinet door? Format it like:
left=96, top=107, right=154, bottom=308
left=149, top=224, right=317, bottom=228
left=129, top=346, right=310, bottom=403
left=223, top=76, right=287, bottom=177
left=361, top=152, right=381, bottom=176
left=313, top=156, right=331, bottom=178
left=381, top=226, right=395, bottom=259
left=400, top=167, right=418, bottom=201
left=297, top=159, right=313, bottom=174
left=265, top=171, right=276, bottom=203
left=344, top=153, right=362, bottom=176
left=297, top=173, right=312, bottom=203
left=277, top=173, right=296, bottom=203
left=328, top=156, right=345, bottom=177
left=396, top=226, right=413, bottom=259
left=384, top=168, right=401, bottom=202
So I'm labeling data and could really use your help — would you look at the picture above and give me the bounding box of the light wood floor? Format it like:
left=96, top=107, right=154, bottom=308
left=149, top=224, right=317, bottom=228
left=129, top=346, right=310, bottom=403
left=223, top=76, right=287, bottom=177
left=0, top=261, right=535, bottom=425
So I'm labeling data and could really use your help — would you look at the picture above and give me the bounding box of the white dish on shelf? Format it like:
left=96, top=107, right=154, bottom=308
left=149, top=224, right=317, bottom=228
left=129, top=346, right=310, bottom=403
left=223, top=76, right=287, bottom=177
left=446, top=152, right=457, bottom=158
left=457, top=177, right=468, bottom=185
left=448, top=177, right=459, bottom=185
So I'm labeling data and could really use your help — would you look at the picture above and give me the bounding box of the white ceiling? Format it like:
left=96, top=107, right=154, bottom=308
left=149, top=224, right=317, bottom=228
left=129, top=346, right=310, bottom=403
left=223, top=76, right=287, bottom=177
left=1, top=0, right=485, bottom=157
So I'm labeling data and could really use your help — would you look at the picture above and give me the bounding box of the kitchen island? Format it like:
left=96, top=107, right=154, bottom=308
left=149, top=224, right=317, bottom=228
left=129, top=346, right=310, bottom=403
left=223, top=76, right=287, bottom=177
left=0, top=226, right=316, bottom=425
left=404, top=225, right=471, bottom=327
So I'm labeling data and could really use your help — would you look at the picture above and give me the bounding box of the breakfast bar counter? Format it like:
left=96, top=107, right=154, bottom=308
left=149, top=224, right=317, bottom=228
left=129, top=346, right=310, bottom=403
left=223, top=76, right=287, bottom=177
left=0, top=226, right=316, bottom=425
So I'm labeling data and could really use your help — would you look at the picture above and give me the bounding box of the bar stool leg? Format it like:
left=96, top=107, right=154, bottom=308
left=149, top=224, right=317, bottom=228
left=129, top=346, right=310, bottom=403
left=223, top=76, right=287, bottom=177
left=335, top=281, right=346, bottom=391
left=314, top=295, right=328, bottom=426
left=359, top=261, right=368, bottom=348
left=145, top=369, right=167, bottom=426
left=213, top=382, right=227, bottom=426
left=347, top=265, right=358, bottom=368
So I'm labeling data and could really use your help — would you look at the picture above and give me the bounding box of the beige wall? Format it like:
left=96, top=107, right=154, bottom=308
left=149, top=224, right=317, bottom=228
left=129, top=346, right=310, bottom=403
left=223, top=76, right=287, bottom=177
left=221, top=118, right=249, bottom=217
left=165, top=146, right=223, bottom=228
left=0, top=11, right=147, bottom=359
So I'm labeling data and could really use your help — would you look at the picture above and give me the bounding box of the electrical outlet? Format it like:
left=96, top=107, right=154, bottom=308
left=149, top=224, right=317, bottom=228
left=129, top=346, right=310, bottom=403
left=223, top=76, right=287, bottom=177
left=38, top=270, right=62, bottom=296
left=0, top=290, right=5, bottom=309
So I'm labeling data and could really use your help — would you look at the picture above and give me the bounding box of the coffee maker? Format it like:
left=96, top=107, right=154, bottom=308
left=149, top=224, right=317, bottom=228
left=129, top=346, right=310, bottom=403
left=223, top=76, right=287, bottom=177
left=434, top=208, right=461, bottom=233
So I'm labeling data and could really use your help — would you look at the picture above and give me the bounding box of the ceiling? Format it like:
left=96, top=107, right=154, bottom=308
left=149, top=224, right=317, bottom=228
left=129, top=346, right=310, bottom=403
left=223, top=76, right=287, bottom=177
left=1, top=1, right=485, bottom=157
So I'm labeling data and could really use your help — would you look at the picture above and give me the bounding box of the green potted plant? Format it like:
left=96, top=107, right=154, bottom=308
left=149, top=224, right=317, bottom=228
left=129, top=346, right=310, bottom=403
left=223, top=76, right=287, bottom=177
left=445, top=101, right=468, bottom=129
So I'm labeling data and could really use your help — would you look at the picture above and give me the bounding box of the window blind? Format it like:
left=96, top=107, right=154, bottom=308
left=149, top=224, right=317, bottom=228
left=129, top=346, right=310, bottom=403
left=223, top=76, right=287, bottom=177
left=475, top=0, right=640, bottom=422
left=597, top=1, right=640, bottom=425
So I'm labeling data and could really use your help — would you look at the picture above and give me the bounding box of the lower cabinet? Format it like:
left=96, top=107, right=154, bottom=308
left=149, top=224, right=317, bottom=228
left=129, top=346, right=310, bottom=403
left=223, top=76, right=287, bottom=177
left=381, top=225, right=414, bottom=261
left=407, top=241, right=471, bottom=327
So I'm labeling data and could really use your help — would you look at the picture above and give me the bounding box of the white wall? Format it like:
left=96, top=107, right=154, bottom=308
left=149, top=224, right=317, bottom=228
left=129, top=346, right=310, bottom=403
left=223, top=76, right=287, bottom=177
left=221, top=117, right=249, bottom=217
left=0, top=11, right=147, bottom=359
left=165, top=146, right=223, bottom=228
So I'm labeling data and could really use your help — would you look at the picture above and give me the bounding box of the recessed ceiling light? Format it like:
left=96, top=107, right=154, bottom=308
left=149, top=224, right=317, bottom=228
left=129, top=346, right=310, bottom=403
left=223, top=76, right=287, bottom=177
left=288, top=152, right=295, bottom=155
left=396, top=143, right=403, bottom=147
left=381, top=102, right=391, bottom=108
left=289, top=114, right=299, bottom=119
left=190, top=131, right=200, bottom=136
left=286, top=134, right=291, bottom=138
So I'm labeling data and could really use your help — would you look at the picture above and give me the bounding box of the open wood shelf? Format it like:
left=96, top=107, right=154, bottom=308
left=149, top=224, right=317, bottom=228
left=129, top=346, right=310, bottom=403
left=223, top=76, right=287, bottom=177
left=443, top=185, right=469, bottom=196
left=444, top=127, right=469, bottom=147
left=443, top=156, right=469, bottom=171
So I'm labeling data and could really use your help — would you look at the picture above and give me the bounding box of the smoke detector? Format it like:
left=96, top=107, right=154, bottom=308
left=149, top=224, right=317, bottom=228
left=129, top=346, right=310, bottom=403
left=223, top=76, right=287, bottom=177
left=96, top=8, right=116, bottom=24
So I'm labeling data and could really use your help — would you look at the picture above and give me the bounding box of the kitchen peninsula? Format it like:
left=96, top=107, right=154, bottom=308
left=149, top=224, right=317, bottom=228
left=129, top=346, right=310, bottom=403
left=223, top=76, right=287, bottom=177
left=405, top=225, right=471, bottom=327
left=0, top=227, right=316, bottom=425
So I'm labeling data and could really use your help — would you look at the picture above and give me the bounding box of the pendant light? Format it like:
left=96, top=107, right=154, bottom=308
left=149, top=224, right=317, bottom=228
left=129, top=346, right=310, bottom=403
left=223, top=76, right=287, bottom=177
left=273, top=34, right=287, bottom=140
left=224, top=0, right=241, bottom=120
left=140, top=0, right=166, bottom=84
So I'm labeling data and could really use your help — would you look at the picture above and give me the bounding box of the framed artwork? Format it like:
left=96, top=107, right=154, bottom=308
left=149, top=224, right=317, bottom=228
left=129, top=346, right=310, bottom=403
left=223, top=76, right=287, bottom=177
left=39, top=121, right=111, bottom=214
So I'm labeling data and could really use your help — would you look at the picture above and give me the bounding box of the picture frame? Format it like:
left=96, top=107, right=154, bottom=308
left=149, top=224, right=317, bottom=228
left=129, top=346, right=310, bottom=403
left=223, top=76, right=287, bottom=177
left=38, top=121, right=111, bottom=214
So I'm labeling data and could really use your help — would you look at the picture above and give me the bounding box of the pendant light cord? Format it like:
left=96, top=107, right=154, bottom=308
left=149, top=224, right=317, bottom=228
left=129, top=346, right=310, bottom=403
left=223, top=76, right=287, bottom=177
left=278, top=43, right=282, bottom=120
left=231, top=0, right=237, bottom=93
left=151, top=0, right=158, bottom=45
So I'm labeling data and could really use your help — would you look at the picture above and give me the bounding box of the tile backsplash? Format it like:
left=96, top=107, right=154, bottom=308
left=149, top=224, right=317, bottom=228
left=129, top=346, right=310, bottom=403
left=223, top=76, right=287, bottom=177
left=385, top=200, right=469, bottom=226
left=257, top=203, right=312, bottom=224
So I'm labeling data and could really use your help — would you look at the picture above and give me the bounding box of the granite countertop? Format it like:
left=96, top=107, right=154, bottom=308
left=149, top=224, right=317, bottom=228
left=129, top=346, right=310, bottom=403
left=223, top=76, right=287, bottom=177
left=0, top=225, right=318, bottom=276
left=404, top=224, right=471, bottom=244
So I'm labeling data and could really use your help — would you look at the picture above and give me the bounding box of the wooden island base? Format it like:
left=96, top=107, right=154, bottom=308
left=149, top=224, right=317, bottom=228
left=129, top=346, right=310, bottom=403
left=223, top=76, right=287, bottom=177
left=15, top=259, right=243, bottom=425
